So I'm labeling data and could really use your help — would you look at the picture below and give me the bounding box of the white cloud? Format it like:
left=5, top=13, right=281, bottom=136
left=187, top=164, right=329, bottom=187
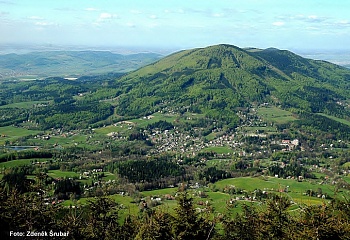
left=100, top=13, right=115, bottom=19
left=212, top=13, right=224, bottom=18
left=97, top=12, right=118, bottom=23
left=130, top=9, right=142, bottom=14
left=272, top=21, right=285, bottom=26
left=292, top=14, right=328, bottom=23
left=126, top=22, right=136, bottom=28
left=337, top=20, right=350, bottom=25
left=54, top=7, right=75, bottom=12
left=35, top=21, right=54, bottom=26
left=331, top=20, right=350, bottom=29
left=149, top=15, right=157, bottom=19
left=93, top=12, right=119, bottom=26
left=308, top=15, right=318, bottom=20
left=28, top=16, right=44, bottom=20
left=85, top=7, right=99, bottom=12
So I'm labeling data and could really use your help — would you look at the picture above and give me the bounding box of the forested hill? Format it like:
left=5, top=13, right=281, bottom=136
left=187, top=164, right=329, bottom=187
left=1, top=44, right=350, bottom=135
left=115, top=44, right=350, bottom=125
left=0, top=51, right=162, bottom=80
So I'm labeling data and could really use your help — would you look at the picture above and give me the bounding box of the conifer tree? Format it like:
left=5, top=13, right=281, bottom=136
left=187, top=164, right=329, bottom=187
left=172, top=191, right=212, bottom=240
left=222, top=204, right=262, bottom=240
left=135, top=210, right=173, bottom=240
left=259, top=196, right=293, bottom=239
left=85, top=197, right=120, bottom=239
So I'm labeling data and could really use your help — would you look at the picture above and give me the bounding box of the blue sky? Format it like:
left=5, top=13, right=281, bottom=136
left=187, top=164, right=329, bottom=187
left=1, top=0, right=349, bottom=52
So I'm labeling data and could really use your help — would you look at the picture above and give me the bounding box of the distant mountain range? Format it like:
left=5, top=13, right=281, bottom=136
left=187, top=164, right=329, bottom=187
left=0, top=51, right=162, bottom=80
left=296, top=50, right=350, bottom=69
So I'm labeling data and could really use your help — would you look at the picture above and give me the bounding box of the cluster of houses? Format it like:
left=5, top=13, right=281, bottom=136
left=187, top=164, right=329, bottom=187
left=144, top=127, right=245, bottom=155
left=279, top=139, right=300, bottom=151
left=142, top=123, right=301, bottom=157
left=100, top=106, right=306, bottom=158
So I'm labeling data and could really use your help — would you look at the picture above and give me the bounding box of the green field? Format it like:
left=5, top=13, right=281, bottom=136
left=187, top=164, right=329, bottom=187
left=0, top=124, right=92, bottom=148
left=243, top=126, right=278, bottom=134
left=141, top=187, right=177, bottom=197
left=62, top=189, right=179, bottom=216
left=93, top=123, right=133, bottom=135
left=62, top=194, right=139, bottom=216
left=0, top=126, right=41, bottom=145
left=206, top=191, right=231, bottom=212
left=204, top=132, right=218, bottom=141
left=312, top=172, right=329, bottom=179
left=129, top=112, right=178, bottom=127
left=257, top=106, right=297, bottom=124
left=214, top=176, right=343, bottom=205
left=0, top=158, right=49, bottom=168
left=140, top=186, right=267, bottom=215
left=47, top=170, right=81, bottom=179
left=94, top=112, right=178, bottom=135
left=102, top=172, right=118, bottom=181
left=61, top=187, right=231, bottom=216
left=28, top=134, right=89, bottom=147
left=215, top=177, right=334, bottom=195
left=317, top=113, right=350, bottom=127
left=51, top=174, right=350, bottom=218
left=201, top=146, right=233, bottom=154
left=204, top=129, right=225, bottom=141
left=206, top=159, right=231, bottom=167
left=0, top=101, right=50, bottom=109
left=343, top=176, right=350, bottom=184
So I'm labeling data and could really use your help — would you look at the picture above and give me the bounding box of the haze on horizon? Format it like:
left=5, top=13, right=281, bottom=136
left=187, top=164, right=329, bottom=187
left=1, top=0, right=349, bottom=54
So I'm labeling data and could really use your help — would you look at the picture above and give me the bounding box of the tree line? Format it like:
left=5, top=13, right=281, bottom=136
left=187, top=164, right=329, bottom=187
left=1, top=187, right=350, bottom=240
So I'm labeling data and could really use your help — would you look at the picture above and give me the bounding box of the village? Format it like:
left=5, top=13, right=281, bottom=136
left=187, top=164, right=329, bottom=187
left=133, top=106, right=303, bottom=158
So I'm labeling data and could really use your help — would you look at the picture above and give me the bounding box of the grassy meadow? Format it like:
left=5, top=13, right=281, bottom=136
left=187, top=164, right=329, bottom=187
left=0, top=101, right=51, bottom=109
left=47, top=170, right=81, bottom=179
left=257, top=106, right=297, bottom=124
left=0, top=158, right=50, bottom=168
left=0, top=126, right=41, bottom=145
left=214, top=176, right=341, bottom=205
left=317, top=113, right=350, bottom=127
left=201, top=146, right=233, bottom=154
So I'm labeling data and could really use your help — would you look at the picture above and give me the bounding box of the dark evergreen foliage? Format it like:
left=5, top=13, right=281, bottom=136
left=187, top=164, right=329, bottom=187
left=109, top=159, right=184, bottom=183
left=147, top=120, right=174, bottom=131
left=1, top=187, right=350, bottom=239
left=54, top=178, right=82, bottom=200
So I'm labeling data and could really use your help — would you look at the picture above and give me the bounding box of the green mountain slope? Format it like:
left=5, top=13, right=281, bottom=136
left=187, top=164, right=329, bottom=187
left=114, top=44, right=350, bottom=127
left=1, top=44, right=350, bottom=136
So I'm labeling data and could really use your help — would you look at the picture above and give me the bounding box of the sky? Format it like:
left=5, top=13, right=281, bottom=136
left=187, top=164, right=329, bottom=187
left=1, top=0, right=350, bottom=53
